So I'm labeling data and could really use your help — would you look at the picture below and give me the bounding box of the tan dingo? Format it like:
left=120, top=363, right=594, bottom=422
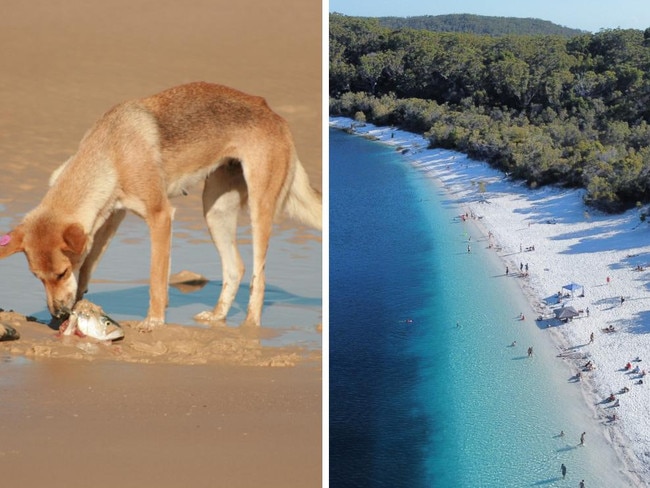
left=0, top=82, right=322, bottom=329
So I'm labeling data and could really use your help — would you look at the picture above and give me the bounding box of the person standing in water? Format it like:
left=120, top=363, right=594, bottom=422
left=580, top=431, right=586, bottom=446
left=561, top=463, right=567, bottom=479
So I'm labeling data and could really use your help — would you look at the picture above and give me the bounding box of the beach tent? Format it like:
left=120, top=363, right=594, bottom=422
left=555, top=306, right=579, bottom=321
left=562, top=282, right=584, bottom=296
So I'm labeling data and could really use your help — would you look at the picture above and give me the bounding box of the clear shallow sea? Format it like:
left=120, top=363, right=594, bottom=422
left=329, top=127, right=630, bottom=487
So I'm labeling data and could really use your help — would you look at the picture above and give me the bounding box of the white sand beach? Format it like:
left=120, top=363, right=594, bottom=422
left=331, top=117, right=650, bottom=485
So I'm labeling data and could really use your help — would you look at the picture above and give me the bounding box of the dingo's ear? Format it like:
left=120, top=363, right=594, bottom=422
left=62, top=223, right=87, bottom=255
left=0, top=228, right=24, bottom=258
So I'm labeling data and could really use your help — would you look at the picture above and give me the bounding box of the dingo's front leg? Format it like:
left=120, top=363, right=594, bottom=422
left=139, top=204, right=174, bottom=331
left=77, top=210, right=126, bottom=300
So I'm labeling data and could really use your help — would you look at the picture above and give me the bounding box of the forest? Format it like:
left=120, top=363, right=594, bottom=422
left=374, top=14, right=585, bottom=37
left=329, top=14, right=650, bottom=212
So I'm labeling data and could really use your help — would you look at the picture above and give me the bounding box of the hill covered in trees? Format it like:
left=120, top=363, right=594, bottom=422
left=375, top=13, right=585, bottom=37
left=330, top=14, right=650, bottom=212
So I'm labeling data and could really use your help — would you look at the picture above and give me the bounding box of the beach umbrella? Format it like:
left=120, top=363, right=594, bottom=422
left=555, top=306, right=579, bottom=320
left=562, top=283, right=584, bottom=296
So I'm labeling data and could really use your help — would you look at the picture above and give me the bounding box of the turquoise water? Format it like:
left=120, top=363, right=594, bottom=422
left=329, top=127, right=630, bottom=487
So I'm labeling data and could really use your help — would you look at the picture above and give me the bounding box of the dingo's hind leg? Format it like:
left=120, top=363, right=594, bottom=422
left=194, top=164, right=247, bottom=324
left=240, top=146, right=290, bottom=327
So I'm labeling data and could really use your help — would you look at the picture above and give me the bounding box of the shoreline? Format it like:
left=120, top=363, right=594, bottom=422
left=330, top=117, right=650, bottom=485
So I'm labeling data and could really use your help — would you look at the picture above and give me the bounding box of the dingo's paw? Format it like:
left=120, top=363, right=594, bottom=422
left=193, top=310, right=227, bottom=325
left=136, top=316, right=165, bottom=332
left=240, top=315, right=261, bottom=328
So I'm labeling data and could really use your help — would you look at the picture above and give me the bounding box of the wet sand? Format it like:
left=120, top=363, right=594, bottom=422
left=0, top=359, right=321, bottom=488
left=0, top=0, right=322, bottom=486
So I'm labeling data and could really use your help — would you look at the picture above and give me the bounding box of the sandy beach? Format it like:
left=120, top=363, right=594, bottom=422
left=0, top=1, right=322, bottom=486
left=331, top=117, right=650, bottom=486
left=1, top=360, right=321, bottom=488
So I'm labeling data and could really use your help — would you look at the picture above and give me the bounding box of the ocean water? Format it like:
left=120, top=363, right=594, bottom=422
left=329, top=127, right=630, bottom=487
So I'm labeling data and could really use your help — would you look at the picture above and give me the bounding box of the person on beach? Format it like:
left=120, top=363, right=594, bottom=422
left=527, top=346, right=533, bottom=357
left=579, top=432, right=585, bottom=446
left=620, top=296, right=625, bottom=305
left=561, top=463, right=567, bottom=479
left=506, top=266, right=509, bottom=276
left=589, top=332, right=594, bottom=344
left=467, top=244, right=471, bottom=253
left=579, top=480, right=585, bottom=488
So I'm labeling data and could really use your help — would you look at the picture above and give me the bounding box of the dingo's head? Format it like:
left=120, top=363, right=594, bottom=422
left=0, top=218, right=87, bottom=318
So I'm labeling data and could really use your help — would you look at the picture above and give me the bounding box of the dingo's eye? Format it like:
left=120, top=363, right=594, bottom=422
left=56, top=270, right=68, bottom=281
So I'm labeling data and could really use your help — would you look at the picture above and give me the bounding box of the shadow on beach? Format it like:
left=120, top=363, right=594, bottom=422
left=531, top=476, right=562, bottom=486
left=556, top=445, right=579, bottom=453
left=25, top=279, right=321, bottom=321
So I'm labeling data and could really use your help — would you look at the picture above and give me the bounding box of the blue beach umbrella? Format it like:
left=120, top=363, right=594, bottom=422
left=562, top=283, right=583, bottom=296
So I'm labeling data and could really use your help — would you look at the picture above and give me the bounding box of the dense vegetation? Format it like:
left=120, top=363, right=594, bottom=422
left=375, top=14, right=585, bottom=37
left=329, top=14, right=650, bottom=212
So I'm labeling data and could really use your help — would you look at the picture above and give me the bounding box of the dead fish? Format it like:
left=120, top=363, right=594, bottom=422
left=60, top=311, right=124, bottom=341
left=0, top=323, right=19, bottom=341
left=60, top=301, right=124, bottom=341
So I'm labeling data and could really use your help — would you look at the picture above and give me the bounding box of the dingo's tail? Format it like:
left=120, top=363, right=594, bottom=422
left=281, top=159, right=322, bottom=231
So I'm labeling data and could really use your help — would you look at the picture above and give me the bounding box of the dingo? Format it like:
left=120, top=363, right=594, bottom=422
left=0, top=82, right=321, bottom=329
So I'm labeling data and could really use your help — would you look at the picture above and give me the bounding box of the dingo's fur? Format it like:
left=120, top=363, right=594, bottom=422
left=0, top=82, right=321, bottom=328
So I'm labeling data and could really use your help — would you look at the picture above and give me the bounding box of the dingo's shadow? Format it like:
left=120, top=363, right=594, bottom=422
left=30, top=280, right=321, bottom=327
